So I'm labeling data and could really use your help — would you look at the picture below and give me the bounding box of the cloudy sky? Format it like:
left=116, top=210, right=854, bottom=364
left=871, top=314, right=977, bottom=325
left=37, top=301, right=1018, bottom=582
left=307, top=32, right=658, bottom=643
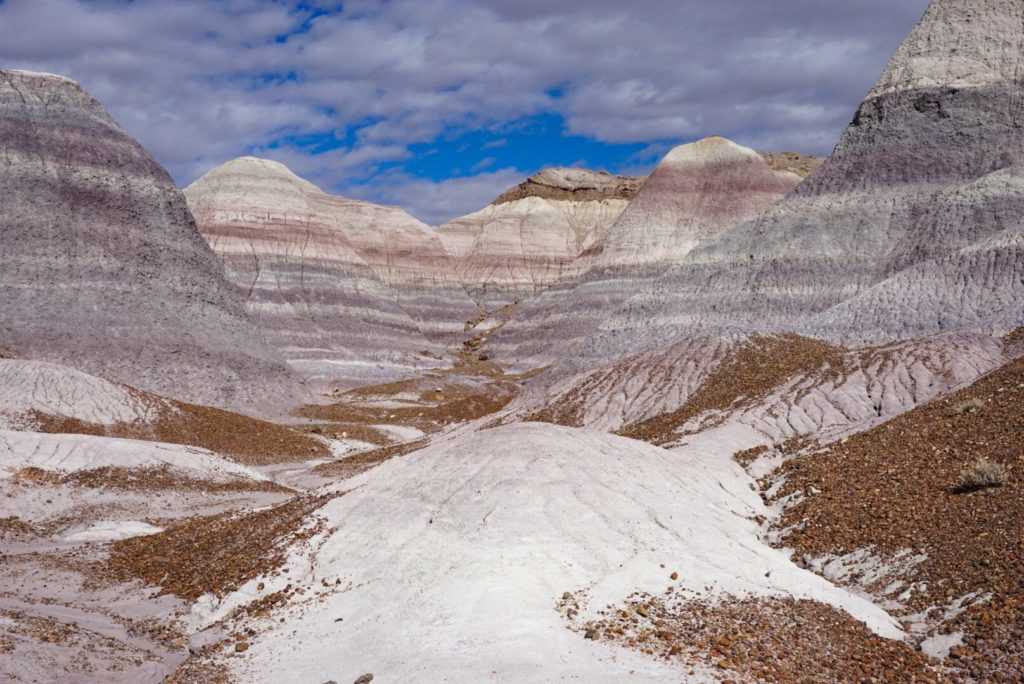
left=0, top=0, right=930, bottom=224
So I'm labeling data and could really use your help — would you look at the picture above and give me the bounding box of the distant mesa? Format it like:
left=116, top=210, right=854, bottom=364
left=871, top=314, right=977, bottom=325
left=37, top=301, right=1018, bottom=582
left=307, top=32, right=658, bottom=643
left=436, top=167, right=645, bottom=310
left=758, top=150, right=823, bottom=179
left=492, top=167, right=645, bottom=205
left=439, top=147, right=820, bottom=314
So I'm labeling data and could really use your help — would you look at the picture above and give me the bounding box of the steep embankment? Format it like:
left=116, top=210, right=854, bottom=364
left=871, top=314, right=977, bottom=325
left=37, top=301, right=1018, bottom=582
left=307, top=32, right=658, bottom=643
left=770, top=350, right=1024, bottom=681
left=0, top=358, right=328, bottom=463
left=512, top=331, right=1006, bottom=448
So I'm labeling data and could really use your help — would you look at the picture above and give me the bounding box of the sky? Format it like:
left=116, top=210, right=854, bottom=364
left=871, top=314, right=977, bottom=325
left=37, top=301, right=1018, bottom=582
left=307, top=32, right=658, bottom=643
left=0, top=0, right=931, bottom=225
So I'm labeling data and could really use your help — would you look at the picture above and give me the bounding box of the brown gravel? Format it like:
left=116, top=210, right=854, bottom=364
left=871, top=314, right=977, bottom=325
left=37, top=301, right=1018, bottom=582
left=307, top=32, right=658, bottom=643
left=300, top=421, right=390, bottom=446
left=771, top=356, right=1024, bottom=681
left=107, top=491, right=341, bottom=600
left=0, top=607, right=158, bottom=674
left=165, top=660, right=230, bottom=684
left=12, top=465, right=291, bottom=495
left=0, top=515, right=36, bottom=538
left=575, top=592, right=942, bottom=683
left=523, top=370, right=607, bottom=428
left=617, top=334, right=842, bottom=445
left=298, top=380, right=516, bottom=434
left=733, top=445, right=771, bottom=468
left=31, top=395, right=329, bottom=465
left=1002, top=326, right=1024, bottom=356
left=313, top=439, right=429, bottom=479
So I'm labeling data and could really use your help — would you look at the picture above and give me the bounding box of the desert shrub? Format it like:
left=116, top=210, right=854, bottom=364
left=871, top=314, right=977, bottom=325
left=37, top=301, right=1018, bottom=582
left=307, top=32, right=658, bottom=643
left=956, top=458, right=1006, bottom=493
left=953, top=397, right=984, bottom=415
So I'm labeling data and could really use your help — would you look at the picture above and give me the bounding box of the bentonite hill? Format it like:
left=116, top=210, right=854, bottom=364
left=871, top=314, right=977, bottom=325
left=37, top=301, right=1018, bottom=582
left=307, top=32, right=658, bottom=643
left=0, top=0, right=1022, bottom=682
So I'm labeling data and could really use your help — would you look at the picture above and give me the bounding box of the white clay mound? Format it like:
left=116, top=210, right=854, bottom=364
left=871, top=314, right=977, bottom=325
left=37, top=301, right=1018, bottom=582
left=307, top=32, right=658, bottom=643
left=0, top=430, right=268, bottom=484
left=225, top=422, right=902, bottom=683
left=0, top=359, right=162, bottom=429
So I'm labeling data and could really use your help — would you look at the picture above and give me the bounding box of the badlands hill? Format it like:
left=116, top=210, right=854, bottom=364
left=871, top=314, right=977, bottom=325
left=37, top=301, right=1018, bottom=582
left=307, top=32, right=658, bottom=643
left=559, top=0, right=1024, bottom=371
left=2, top=0, right=1024, bottom=682
left=0, top=70, right=305, bottom=413
left=185, top=157, right=478, bottom=386
left=437, top=168, right=643, bottom=309
left=488, top=137, right=818, bottom=371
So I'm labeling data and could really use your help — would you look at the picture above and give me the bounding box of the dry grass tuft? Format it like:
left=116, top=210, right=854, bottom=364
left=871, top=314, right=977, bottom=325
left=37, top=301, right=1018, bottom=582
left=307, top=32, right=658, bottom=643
left=956, top=458, right=1006, bottom=493
left=952, top=397, right=984, bottom=416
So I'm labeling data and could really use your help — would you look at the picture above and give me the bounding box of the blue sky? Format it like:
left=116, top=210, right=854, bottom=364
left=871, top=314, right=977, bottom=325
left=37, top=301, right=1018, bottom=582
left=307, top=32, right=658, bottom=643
left=0, top=0, right=931, bottom=224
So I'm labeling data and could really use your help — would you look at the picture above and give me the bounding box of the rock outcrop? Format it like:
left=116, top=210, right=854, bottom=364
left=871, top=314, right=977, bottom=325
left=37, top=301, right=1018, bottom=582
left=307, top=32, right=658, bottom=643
left=0, top=70, right=306, bottom=413
left=185, top=157, right=477, bottom=386
left=437, top=168, right=642, bottom=309
left=510, top=330, right=1006, bottom=442
left=571, top=0, right=1024, bottom=367
left=489, top=138, right=814, bottom=371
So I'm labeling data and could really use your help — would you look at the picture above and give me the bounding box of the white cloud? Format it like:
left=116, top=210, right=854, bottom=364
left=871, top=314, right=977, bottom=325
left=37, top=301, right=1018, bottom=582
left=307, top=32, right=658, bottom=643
left=0, top=0, right=932, bottom=222
left=355, top=168, right=527, bottom=227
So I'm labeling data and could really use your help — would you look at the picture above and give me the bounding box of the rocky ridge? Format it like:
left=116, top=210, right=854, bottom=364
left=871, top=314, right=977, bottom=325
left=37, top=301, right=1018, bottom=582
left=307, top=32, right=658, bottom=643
left=492, top=167, right=643, bottom=204
left=769, top=351, right=1024, bottom=681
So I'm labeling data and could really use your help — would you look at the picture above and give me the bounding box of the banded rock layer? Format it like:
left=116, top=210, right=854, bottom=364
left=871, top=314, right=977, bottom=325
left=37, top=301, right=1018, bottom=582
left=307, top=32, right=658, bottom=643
left=574, top=0, right=1024, bottom=367
left=437, top=168, right=642, bottom=309
left=185, top=157, right=477, bottom=386
left=0, top=70, right=305, bottom=413
left=490, top=137, right=815, bottom=371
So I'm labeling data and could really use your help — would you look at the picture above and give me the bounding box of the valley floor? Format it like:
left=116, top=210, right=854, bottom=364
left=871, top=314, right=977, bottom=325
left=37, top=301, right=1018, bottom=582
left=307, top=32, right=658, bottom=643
left=1, top=340, right=1021, bottom=683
